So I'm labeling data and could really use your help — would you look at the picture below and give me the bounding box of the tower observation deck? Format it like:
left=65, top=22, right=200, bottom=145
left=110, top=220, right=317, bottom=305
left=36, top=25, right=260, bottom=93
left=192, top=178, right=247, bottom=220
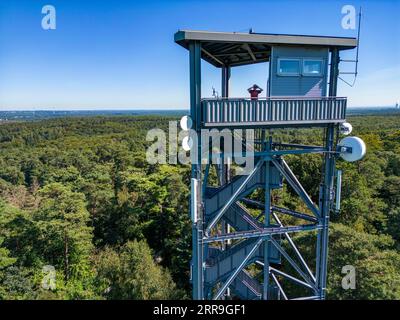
left=175, top=30, right=359, bottom=300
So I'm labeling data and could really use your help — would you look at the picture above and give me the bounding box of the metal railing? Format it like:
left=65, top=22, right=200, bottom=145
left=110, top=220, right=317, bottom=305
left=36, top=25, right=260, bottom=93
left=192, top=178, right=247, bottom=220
left=201, top=97, right=347, bottom=127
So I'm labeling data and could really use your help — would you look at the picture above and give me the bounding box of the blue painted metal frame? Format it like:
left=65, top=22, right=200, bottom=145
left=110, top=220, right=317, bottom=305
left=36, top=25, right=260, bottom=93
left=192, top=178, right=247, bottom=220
left=189, top=41, right=203, bottom=300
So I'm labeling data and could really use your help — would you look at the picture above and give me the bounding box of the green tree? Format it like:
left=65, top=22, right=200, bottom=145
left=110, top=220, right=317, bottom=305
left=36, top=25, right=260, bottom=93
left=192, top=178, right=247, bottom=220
left=34, top=183, right=93, bottom=281
left=0, top=200, right=39, bottom=266
left=292, top=223, right=400, bottom=299
left=326, top=223, right=400, bottom=299
left=0, top=266, right=35, bottom=300
left=336, top=160, right=387, bottom=233
left=380, top=175, right=400, bottom=209
left=0, top=239, right=15, bottom=269
left=94, top=240, right=181, bottom=299
left=385, top=152, right=400, bottom=176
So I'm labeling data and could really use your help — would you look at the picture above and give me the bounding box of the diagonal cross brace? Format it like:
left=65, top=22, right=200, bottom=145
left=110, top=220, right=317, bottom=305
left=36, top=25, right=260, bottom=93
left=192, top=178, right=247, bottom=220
left=205, top=159, right=264, bottom=235
left=270, top=238, right=317, bottom=290
left=272, top=212, right=316, bottom=284
left=271, top=206, right=318, bottom=223
left=272, top=158, right=320, bottom=218
left=213, top=237, right=264, bottom=300
left=269, top=267, right=314, bottom=290
left=271, top=272, right=288, bottom=300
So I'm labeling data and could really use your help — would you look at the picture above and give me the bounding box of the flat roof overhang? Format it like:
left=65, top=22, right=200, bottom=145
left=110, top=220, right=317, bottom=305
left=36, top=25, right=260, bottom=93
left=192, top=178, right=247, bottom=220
left=175, top=30, right=357, bottom=67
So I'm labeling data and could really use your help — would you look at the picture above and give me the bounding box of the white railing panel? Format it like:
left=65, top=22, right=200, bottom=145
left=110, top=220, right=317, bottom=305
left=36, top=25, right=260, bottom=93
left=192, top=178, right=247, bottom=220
left=201, top=97, right=347, bottom=126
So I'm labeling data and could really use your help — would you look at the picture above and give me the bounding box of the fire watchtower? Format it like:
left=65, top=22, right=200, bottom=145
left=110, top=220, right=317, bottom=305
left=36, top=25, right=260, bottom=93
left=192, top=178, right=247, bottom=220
left=175, top=30, right=359, bottom=300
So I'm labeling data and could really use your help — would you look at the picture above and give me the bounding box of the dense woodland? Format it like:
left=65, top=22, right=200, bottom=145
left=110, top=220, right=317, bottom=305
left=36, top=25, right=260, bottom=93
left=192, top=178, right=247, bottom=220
left=0, top=112, right=399, bottom=300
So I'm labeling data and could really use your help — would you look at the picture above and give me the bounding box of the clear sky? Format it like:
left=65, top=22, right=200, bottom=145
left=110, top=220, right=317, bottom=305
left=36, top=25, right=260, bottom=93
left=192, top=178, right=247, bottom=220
left=0, top=0, right=399, bottom=110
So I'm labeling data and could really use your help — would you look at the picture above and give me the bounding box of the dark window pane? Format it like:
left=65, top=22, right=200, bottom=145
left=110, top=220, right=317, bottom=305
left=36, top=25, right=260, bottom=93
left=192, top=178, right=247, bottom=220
left=279, top=60, right=300, bottom=74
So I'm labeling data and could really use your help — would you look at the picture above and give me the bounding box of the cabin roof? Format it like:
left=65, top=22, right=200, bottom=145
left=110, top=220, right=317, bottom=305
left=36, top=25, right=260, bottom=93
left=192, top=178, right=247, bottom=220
left=174, top=30, right=357, bottom=67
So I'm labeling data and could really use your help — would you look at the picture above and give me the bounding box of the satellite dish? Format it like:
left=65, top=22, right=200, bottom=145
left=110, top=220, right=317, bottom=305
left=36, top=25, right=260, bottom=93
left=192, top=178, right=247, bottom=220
left=180, top=115, right=193, bottom=131
left=182, top=136, right=193, bottom=151
left=338, top=136, right=366, bottom=162
left=339, top=122, right=353, bottom=135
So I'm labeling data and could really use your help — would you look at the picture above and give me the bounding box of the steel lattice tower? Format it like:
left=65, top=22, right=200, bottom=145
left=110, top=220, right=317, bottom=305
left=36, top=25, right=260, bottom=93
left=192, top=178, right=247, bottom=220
left=175, top=30, right=359, bottom=300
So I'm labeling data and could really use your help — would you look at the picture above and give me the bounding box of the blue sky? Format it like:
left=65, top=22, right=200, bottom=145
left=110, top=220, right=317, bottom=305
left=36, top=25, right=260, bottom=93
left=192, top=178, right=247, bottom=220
left=0, top=0, right=398, bottom=110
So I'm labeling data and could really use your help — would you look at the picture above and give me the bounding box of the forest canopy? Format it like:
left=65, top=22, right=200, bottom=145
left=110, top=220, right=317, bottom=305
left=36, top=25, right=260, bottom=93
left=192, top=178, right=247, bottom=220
left=0, top=113, right=399, bottom=299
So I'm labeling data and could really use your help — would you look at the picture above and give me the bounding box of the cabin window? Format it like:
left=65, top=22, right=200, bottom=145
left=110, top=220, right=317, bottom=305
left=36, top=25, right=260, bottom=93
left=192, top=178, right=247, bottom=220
left=302, top=59, right=323, bottom=76
left=277, top=59, right=300, bottom=76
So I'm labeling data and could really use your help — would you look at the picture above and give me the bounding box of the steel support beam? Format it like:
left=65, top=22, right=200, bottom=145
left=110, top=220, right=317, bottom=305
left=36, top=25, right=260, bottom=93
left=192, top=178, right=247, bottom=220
left=220, top=64, right=231, bottom=259
left=315, top=47, right=340, bottom=299
left=317, top=124, right=336, bottom=299
left=243, top=43, right=256, bottom=61
left=271, top=273, right=288, bottom=300
left=272, top=142, right=325, bottom=150
left=221, top=66, right=231, bottom=98
left=204, top=223, right=320, bottom=243
left=263, top=142, right=271, bottom=299
left=291, top=296, right=320, bottom=300
left=329, top=48, right=340, bottom=97
left=271, top=206, right=318, bottom=223
left=189, top=41, right=203, bottom=300
left=209, top=147, right=328, bottom=160
left=201, top=48, right=224, bottom=66
left=269, top=267, right=314, bottom=290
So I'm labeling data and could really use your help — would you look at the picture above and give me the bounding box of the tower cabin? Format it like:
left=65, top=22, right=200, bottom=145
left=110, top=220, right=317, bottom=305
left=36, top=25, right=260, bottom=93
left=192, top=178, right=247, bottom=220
left=175, top=30, right=357, bottom=129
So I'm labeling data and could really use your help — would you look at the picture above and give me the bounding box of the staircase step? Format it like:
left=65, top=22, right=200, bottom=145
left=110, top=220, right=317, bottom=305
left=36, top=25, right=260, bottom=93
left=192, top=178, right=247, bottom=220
left=231, top=269, right=262, bottom=300
left=205, top=238, right=280, bottom=285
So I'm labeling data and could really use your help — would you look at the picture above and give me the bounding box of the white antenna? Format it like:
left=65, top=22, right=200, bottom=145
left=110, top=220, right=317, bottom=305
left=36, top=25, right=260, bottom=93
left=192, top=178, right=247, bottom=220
left=180, top=115, right=193, bottom=131
left=180, top=115, right=194, bottom=151
left=338, top=136, right=366, bottom=162
left=182, top=136, right=193, bottom=151
left=339, top=122, right=353, bottom=135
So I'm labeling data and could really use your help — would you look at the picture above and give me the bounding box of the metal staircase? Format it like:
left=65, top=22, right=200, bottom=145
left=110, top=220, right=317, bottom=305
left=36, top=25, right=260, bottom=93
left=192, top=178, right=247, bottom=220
left=203, top=161, right=282, bottom=299
left=232, top=269, right=263, bottom=299
left=204, top=162, right=282, bottom=222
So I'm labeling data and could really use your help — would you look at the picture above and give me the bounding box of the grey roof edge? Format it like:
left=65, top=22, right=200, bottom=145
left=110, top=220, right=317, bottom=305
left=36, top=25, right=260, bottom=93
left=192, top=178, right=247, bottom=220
left=174, top=30, right=357, bottom=49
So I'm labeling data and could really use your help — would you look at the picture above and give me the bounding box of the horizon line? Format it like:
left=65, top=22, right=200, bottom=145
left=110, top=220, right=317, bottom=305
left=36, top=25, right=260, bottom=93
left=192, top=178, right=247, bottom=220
left=0, top=105, right=398, bottom=112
